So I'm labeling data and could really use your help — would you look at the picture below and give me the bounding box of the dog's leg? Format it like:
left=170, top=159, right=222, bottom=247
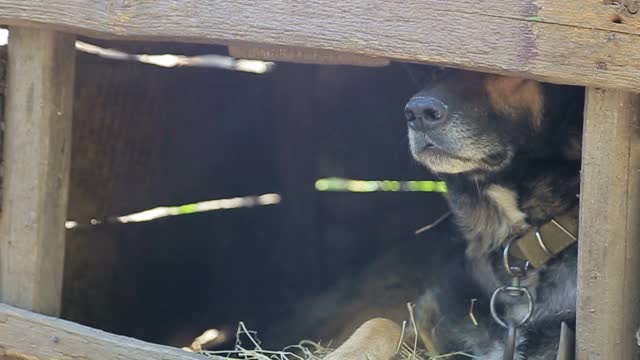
left=323, top=318, right=401, bottom=360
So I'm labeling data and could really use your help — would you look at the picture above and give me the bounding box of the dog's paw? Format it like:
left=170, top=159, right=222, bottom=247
left=323, top=318, right=401, bottom=360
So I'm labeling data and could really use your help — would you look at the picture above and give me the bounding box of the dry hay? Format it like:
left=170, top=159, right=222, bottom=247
left=198, top=304, right=477, bottom=360
left=198, top=321, right=331, bottom=360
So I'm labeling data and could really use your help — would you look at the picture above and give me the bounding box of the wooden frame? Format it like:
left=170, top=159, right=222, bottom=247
left=1, top=1, right=640, bottom=91
left=0, top=1, right=639, bottom=359
left=0, top=27, right=75, bottom=317
left=577, top=89, right=640, bottom=359
left=0, top=303, right=207, bottom=360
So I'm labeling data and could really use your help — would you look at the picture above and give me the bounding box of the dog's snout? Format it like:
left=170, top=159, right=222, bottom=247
left=405, top=97, right=449, bottom=131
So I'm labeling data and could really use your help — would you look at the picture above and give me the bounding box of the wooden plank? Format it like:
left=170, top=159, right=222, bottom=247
left=0, top=1, right=640, bottom=91
left=228, top=43, right=390, bottom=67
left=0, top=303, right=207, bottom=360
left=0, top=27, right=75, bottom=316
left=0, top=46, right=6, bottom=209
left=576, top=88, right=640, bottom=360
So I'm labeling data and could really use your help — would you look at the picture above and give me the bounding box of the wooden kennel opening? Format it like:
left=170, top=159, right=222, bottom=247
left=0, top=1, right=639, bottom=359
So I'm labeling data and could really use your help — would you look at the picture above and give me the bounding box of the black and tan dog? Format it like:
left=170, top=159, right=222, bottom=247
left=261, top=66, right=583, bottom=360
left=405, top=66, right=584, bottom=359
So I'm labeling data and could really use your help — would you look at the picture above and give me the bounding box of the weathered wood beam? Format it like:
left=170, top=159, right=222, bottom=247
left=0, top=27, right=75, bottom=316
left=0, top=303, right=208, bottom=360
left=1, top=1, right=640, bottom=91
left=228, top=43, right=390, bottom=67
left=577, top=88, right=640, bottom=360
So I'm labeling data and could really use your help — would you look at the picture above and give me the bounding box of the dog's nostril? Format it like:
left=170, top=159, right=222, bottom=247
left=405, top=97, right=448, bottom=130
left=424, top=108, right=443, bottom=121
left=404, top=109, right=416, bottom=122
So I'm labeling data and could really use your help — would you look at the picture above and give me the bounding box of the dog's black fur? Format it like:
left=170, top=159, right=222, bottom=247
left=405, top=65, right=584, bottom=359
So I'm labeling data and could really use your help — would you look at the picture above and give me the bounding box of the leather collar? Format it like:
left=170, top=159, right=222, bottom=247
left=507, top=213, right=579, bottom=268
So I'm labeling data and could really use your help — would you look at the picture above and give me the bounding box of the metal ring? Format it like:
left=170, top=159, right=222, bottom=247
left=490, top=286, right=534, bottom=328
left=535, top=229, right=553, bottom=256
left=502, top=237, right=530, bottom=276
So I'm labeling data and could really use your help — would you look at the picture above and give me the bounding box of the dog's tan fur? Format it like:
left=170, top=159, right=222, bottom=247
left=324, top=318, right=402, bottom=360
left=485, top=76, right=545, bottom=130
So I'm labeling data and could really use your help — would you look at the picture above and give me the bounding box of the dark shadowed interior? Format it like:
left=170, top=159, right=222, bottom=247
left=57, top=40, right=453, bottom=351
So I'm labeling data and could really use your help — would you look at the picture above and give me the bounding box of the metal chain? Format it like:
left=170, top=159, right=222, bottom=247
left=490, top=234, right=536, bottom=360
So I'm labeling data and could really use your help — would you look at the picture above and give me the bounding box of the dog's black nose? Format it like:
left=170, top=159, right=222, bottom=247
left=405, top=97, right=449, bottom=131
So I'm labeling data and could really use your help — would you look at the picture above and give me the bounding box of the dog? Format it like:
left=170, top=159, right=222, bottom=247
left=405, top=65, right=584, bottom=359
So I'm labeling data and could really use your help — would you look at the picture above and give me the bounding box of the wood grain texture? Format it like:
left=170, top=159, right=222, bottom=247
left=577, top=88, right=640, bottom=360
left=0, top=28, right=75, bottom=316
left=228, top=43, right=390, bottom=66
left=0, top=1, right=640, bottom=90
left=0, top=46, right=6, bottom=210
left=0, top=303, right=208, bottom=360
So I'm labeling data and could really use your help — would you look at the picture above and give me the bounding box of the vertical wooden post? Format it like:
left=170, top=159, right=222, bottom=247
left=577, top=88, right=640, bottom=359
left=0, top=27, right=75, bottom=316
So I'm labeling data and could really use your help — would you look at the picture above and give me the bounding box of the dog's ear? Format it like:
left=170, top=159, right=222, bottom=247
left=485, top=76, right=545, bottom=130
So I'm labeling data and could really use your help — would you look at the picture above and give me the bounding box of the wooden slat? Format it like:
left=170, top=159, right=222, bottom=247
left=0, top=1, right=640, bottom=91
left=228, top=43, right=390, bottom=67
left=0, top=303, right=207, bottom=360
left=577, top=88, right=640, bottom=360
left=0, top=28, right=75, bottom=316
left=0, top=46, right=6, bottom=209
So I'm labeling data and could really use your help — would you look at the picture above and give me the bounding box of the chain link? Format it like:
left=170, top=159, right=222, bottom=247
left=491, top=234, right=537, bottom=360
left=490, top=286, right=534, bottom=328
